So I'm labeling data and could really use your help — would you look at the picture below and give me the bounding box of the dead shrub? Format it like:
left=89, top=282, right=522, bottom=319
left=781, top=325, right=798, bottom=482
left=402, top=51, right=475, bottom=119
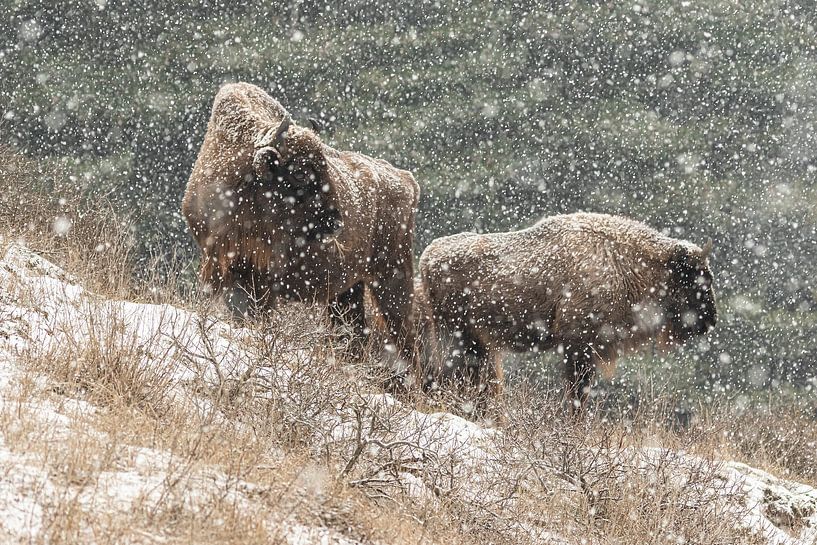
left=23, top=307, right=177, bottom=418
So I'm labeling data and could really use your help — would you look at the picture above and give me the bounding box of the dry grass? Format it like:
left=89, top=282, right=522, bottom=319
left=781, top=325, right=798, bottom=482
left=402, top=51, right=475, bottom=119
left=3, top=266, right=439, bottom=543
left=0, top=143, right=199, bottom=307
left=0, top=145, right=137, bottom=297
left=0, top=277, right=789, bottom=545
left=0, top=148, right=813, bottom=544
left=496, top=389, right=768, bottom=544
left=701, top=401, right=817, bottom=485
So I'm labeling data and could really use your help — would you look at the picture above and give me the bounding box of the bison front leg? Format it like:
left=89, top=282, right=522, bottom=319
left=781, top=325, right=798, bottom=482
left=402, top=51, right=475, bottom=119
left=474, top=347, right=505, bottom=424
left=562, top=343, right=596, bottom=413
left=207, top=257, right=258, bottom=321
left=328, top=281, right=367, bottom=353
left=222, top=262, right=279, bottom=320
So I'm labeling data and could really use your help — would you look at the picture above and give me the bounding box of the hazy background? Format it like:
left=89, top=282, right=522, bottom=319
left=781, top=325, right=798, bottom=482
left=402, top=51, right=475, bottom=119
left=2, top=0, right=817, bottom=405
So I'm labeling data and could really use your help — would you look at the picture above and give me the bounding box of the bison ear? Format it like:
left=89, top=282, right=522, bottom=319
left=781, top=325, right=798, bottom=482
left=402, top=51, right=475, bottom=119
left=252, top=146, right=282, bottom=183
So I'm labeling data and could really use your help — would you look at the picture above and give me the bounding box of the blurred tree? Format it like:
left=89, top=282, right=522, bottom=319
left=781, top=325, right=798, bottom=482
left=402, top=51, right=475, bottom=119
left=1, top=0, right=816, bottom=395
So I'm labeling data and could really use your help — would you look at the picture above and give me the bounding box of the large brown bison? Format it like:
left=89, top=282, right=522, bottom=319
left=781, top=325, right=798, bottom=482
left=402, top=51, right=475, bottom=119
left=418, top=212, right=717, bottom=410
left=182, top=83, right=420, bottom=369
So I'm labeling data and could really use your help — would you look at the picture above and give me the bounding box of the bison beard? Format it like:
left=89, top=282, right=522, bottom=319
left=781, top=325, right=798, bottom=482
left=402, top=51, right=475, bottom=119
left=182, top=83, right=421, bottom=380
left=418, top=213, right=717, bottom=415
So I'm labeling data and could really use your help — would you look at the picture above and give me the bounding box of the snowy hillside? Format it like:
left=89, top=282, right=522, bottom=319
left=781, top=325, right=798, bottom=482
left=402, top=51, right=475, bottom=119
left=0, top=241, right=815, bottom=544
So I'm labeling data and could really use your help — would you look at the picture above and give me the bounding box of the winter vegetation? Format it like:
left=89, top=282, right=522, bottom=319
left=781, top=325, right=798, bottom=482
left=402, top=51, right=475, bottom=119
left=1, top=0, right=817, bottom=543
left=0, top=152, right=816, bottom=543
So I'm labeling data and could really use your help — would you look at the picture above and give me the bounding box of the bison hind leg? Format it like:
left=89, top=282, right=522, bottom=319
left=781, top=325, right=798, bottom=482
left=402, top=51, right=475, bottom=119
left=561, top=342, right=597, bottom=413
left=437, top=327, right=481, bottom=385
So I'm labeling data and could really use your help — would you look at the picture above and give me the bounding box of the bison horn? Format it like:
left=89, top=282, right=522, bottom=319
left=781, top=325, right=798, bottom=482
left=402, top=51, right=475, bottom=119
left=309, top=117, right=323, bottom=133
left=702, top=238, right=713, bottom=259
left=256, top=116, right=293, bottom=152
left=272, top=115, right=292, bottom=147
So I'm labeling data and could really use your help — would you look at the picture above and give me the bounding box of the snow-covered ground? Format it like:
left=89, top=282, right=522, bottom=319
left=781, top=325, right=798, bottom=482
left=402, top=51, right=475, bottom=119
left=0, top=241, right=815, bottom=544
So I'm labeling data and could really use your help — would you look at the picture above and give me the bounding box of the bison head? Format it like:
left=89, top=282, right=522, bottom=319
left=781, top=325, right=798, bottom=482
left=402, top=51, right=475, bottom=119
left=663, top=239, right=717, bottom=342
left=251, top=116, right=343, bottom=242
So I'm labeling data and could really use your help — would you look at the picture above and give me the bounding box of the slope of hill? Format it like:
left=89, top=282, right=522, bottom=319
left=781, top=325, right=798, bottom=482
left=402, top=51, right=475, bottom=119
left=1, top=240, right=815, bottom=544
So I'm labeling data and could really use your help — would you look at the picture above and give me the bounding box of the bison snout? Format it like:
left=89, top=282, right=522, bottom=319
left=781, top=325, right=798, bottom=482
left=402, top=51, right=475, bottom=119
left=693, top=307, right=717, bottom=337
left=703, top=308, right=717, bottom=332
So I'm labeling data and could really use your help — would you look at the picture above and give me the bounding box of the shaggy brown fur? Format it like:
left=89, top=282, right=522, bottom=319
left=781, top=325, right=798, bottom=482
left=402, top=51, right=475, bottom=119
left=418, top=212, right=717, bottom=411
left=182, top=83, right=420, bottom=369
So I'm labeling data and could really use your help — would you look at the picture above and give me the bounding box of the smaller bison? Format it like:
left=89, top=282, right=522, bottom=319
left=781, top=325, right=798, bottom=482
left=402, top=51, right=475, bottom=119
left=182, top=83, right=420, bottom=370
left=419, top=212, right=716, bottom=410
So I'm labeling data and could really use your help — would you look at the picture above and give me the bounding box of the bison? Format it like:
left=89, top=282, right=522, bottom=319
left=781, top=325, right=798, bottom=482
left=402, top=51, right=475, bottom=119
left=418, top=212, right=717, bottom=411
left=182, top=82, right=420, bottom=370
